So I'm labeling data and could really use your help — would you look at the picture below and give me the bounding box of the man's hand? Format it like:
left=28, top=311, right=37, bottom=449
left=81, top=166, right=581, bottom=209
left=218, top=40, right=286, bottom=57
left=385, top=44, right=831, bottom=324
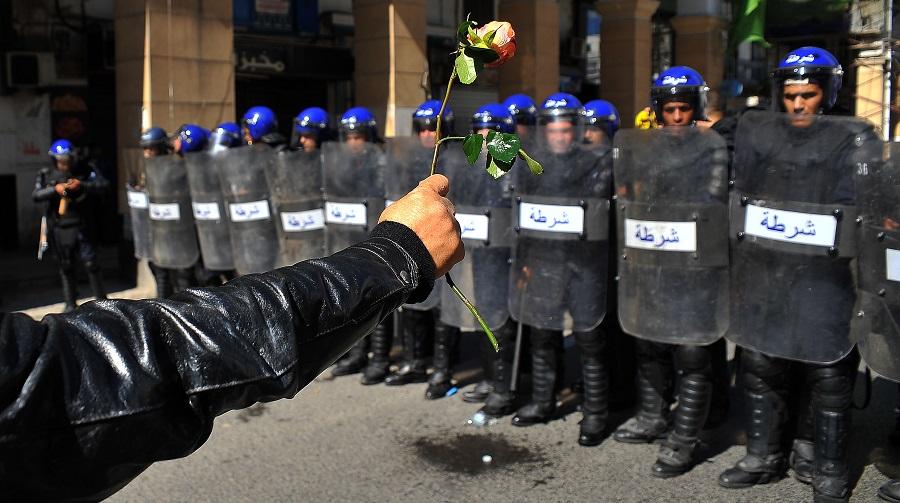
left=379, top=174, right=464, bottom=277
left=65, top=179, right=81, bottom=191
left=54, top=183, right=67, bottom=196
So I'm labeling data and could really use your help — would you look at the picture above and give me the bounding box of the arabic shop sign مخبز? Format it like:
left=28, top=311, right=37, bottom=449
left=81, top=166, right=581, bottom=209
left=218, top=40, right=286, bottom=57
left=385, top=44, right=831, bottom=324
left=236, top=49, right=287, bottom=74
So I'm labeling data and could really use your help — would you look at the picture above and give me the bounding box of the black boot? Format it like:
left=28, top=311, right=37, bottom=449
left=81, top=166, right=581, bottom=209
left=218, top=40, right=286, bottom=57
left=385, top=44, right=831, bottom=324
left=790, top=439, right=814, bottom=485
left=652, top=346, right=712, bottom=478
left=332, top=337, right=368, bottom=377
left=479, top=321, right=515, bottom=418
left=426, top=321, right=459, bottom=399
left=463, top=331, right=498, bottom=403
left=386, top=310, right=430, bottom=386
left=361, top=323, right=392, bottom=385
left=718, top=392, right=786, bottom=488
left=613, top=342, right=671, bottom=443
left=812, top=409, right=851, bottom=502
left=575, top=329, right=609, bottom=446
left=512, top=329, right=559, bottom=426
left=150, top=263, right=174, bottom=299
left=85, top=261, right=107, bottom=300
left=59, top=268, right=78, bottom=312
left=879, top=480, right=900, bottom=502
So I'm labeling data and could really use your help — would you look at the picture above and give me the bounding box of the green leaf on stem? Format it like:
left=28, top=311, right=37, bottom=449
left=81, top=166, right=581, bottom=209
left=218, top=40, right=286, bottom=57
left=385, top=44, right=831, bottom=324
left=454, top=53, right=478, bottom=84
left=485, top=153, right=514, bottom=179
left=518, top=149, right=544, bottom=175
left=464, top=46, right=499, bottom=66
left=463, top=134, right=484, bottom=164
left=486, top=132, right=521, bottom=163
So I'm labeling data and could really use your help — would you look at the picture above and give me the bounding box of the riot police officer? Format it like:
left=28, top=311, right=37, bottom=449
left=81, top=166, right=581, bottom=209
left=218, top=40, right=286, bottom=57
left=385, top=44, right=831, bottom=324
left=508, top=93, right=615, bottom=448
left=503, top=93, right=537, bottom=144
left=719, top=47, right=880, bottom=502
left=129, top=127, right=166, bottom=294
left=583, top=99, right=620, bottom=149
left=145, top=125, right=205, bottom=295
left=612, top=67, right=731, bottom=477
left=293, top=107, right=330, bottom=152
left=242, top=106, right=287, bottom=148
left=326, top=106, right=392, bottom=381
left=33, top=139, right=109, bottom=312
left=185, top=122, right=238, bottom=284
left=447, top=103, right=517, bottom=418
left=382, top=100, right=460, bottom=392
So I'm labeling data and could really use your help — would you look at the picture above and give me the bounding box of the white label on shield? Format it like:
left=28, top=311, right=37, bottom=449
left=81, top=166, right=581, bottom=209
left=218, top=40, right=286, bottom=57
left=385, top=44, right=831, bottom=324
left=149, top=203, right=180, bottom=221
left=127, top=191, right=149, bottom=209
left=456, top=213, right=490, bottom=241
left=229, top=200, right=271, bottom=222
left=888, top=248, right=900, bottom=282
left=625, top=218, right=697, bottom=252
left=325, top=202, right=367, bottom=226
left=281, top=208, right=325, bottom=232
left=743, top=204, right=837, bottom=247
left=518, top=202, right=585, bottom=234
left=192, top=202, right=221, bottom=221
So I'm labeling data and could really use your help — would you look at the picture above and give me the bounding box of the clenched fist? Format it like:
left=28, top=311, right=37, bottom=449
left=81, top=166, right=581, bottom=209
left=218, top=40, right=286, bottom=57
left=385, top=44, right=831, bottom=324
left=379, top=174, right=464, bottom=277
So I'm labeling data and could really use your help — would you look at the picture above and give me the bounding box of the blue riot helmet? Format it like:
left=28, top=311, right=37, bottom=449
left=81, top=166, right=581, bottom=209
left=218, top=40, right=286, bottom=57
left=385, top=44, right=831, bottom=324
left=175, top=124, right=209, bottom=154
left=771, top=46, right=843, bottom=113
left=48, top=139, right=74, bottom=159
left=503, top=94, right=537, bottom=126
left=295, top=107, right=329, bottom=135
left=539, top=92, right=583, bottom=123
left=209, top=122, right=241, bottom=150
left=339, top=106, right=379, bottom=142
left=583, top=99, right=620, bottom=139
left=139, top=127, right=169, bottom=150
left=413, top=99, right=454, bottom=134
left=650, top=66, right=709, bottom=122
left=241, top=106, right=278, bottom=143
left=471, top=103, right=515, bottom=134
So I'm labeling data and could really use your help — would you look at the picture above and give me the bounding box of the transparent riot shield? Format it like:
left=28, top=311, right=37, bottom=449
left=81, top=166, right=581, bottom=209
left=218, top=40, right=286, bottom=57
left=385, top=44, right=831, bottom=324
left=508, top=144, right=612, bottom=331
left=184, top=151, right=234, bottom=271
left=218, top=145, right=279, bottom=275
left=439, top=148, right=513, bottom=331
left=384, top=137, right=444, bottom=311
left=853, top=141, right=900, bottom=380
left=126, top=156, right=150, bottom=260
left=145, top=155, right=200, bottom=269
left=613, top=126, right=729, bottom=345
left=266, top=149, right=325, bottom=267
left=728, top=111, right=880, bottom=364
left=126, top=185, right=151, bottom=260
left=322, top=141, right=386, bottom=254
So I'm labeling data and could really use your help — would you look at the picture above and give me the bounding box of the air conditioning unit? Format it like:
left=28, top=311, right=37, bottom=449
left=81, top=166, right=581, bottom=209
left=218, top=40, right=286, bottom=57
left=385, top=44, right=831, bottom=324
left=6, top=52, right=56, bottom=88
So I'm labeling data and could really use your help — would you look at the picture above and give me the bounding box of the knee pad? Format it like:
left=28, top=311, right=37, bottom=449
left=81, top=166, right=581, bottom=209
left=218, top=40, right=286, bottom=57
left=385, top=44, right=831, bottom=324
left=808, top=363, right=856, bottom=411
left=574, top=329, right=606, bottom=355
left=675, top=344, right=712, bottom=374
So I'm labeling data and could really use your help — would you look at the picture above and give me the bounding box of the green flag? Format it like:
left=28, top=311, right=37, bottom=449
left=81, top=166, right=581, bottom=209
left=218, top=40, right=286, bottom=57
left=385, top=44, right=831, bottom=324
left=732, top=0, right=768, bottom=47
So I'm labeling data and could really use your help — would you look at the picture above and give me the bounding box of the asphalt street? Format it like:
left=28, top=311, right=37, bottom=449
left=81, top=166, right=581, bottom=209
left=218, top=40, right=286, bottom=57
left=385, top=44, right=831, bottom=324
left=110, top=350, right=900, bottom=503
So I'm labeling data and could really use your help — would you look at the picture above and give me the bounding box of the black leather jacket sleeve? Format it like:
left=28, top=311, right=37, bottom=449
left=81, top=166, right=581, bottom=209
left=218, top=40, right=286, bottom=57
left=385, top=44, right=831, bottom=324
left=0, top=221, right=436, bottom=501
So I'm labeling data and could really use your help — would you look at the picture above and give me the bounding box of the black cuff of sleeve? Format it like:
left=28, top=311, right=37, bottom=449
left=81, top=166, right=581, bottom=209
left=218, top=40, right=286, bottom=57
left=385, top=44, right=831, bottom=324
left=370, top=221, right=436, bottom=303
